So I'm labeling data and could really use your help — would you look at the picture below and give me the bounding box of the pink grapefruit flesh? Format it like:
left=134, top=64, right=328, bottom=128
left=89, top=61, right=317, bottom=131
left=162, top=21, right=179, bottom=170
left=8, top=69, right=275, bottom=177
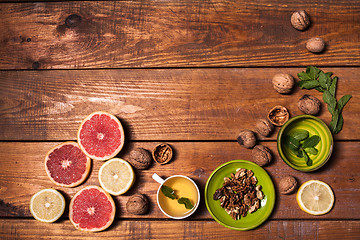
left=77, top=111, right=125, bottom=160
left=69, top=186, right=116, bottom=232
left=45, top=142, right=91, bottom=187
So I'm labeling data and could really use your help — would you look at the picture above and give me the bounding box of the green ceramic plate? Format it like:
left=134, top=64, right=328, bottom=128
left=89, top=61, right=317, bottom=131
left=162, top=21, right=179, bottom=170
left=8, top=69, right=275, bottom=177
left=277, top=115, right=333, bottom=172
left=205, top=160, right=275, bottom=231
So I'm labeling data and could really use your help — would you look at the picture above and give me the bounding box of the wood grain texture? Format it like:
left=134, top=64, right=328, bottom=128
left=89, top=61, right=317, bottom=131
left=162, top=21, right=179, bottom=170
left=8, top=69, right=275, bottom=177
left=1, top=68, right=359, bottom=141
left=0, top=219, right=359, bottom=240
left=0, top=1, right=359, bottom=69
left=0, top=141, right=359, bottom=219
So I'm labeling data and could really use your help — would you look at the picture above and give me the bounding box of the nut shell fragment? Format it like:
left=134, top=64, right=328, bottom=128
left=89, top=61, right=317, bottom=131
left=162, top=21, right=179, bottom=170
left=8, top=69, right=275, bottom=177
left=267, top=106, right=289, bottom=126
left=279, top=176, right=298, bottom=195
left=152, top=143, right=173, bottom=164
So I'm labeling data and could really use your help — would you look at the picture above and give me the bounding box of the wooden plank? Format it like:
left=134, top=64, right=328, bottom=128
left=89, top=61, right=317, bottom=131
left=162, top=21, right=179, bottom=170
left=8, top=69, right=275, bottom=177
left=0, top=1, right=359, bottom=69
left=0, top=219, right=359, bottom=239
left=0, top=68, right=359, bottom=141
left=0, top=141, right=359, bottom=219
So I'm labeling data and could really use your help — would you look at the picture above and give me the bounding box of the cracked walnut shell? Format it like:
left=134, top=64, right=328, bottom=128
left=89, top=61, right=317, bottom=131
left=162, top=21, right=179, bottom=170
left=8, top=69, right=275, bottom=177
left=152, top=143, right=173, bottom=164
left=267, top=106, right=289, bottom=126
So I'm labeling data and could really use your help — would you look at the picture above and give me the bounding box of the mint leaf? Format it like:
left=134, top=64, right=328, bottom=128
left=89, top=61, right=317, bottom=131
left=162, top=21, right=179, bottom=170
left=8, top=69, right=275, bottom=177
left=304, top=147, right=318, bottom=155
left=297, top=149, right=304, bottom=158
left=302, top=135, right=321, bottom=148
left=318, top=71, right=329, bottom=90
left=323, top=90, right=337, bottom=115
left=338, top=95, right=352, bottom=111
left=161, top=185, right=176, bottom=200
left=307, top=66, right=320, bottom=80
left=290, top=129, right=309, bottom=141
left=333, top=114, right=344, bottom=134
left=298, top=71, right=311, bottom=81
left=329, top=77, right=337, bottom=97
left=303, top=151, right=312, bottom=166
left=178, top=197, right=194, bottom=209
left=297, top=80, right=321, bottom=89
left=329, top=109, right=340, bottom=133
left=283, top=135, right=300, bottom=152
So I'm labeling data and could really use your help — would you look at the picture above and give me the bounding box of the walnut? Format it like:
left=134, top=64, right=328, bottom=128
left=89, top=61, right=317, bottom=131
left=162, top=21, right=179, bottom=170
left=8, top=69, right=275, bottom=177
left=272, top=73, right=295, bottom=94
left=291, top=10, right=310, bottom=31
left=152, top=143, right=173, bottom=164
left=252, top=145, right=272, bottom=166
left=237, top=130, right=256, bottom=149
left=279, top=176, right=298, bottom=195
left=267, top=105, right=289, bottom=126
left=298, top=94, right=321, bottom=115
left=255, top=119, right=274, bottom=137
left=126, top=194, right=149, bottom=215
left=128, top=148, right=153, bottom=170
left=306, top=37, right=326, bottom=53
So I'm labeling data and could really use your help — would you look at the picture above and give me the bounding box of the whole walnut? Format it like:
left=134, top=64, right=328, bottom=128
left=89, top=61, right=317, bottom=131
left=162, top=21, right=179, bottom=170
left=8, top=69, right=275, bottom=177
left=291, top=10, right=310, bottom=31
left=128, top=148, right=153, bottom=170
left=255, top=119, right=274, bottom=137
left=298, top=94, right=321, bottom=115
left=272, top=73, right=295, bottom=94
left=279, top=176, right=298, bottom=195
left=126, top=194, right=149, bottom=215
left=237, top=130, right=256, bottom=149
left=306, top=38, right=326, bottom=53
left=251, top=145, right=272, bottom=166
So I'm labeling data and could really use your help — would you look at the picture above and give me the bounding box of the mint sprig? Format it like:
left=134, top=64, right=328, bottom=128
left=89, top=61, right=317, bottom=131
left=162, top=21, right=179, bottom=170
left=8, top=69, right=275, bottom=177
left=297, top=66, right=352, bottom=134
left=161, top=185, right=194, bottom=210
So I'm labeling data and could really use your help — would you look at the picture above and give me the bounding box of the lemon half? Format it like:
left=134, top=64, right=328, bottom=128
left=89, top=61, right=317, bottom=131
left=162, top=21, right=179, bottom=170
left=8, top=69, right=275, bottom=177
left=296, top=180, right=334, bottom=215
left=99, top=158, right=135, bottom=196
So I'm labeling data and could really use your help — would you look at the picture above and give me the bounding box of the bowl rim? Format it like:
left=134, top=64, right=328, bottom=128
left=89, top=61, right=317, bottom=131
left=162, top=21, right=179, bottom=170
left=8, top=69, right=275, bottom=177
left=277, top=114, right=333, bottom=172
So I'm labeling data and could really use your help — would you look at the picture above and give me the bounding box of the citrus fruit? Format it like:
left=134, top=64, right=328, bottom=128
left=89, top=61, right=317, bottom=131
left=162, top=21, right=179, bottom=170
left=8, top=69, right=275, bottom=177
left=99, top=158, right=135, bottom=196
left=296, top=180, right=335, bottom=215
left=45, top=141, right=91, bottom=187
left=77, top=111, right=125, bottom=161
left=69, top=185, right=116, bottom=232
left=30, top=188, right=65, bottom=223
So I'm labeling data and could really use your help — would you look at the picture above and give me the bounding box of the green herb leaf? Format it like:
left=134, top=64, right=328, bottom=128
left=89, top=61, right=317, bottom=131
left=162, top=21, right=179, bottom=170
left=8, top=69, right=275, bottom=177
left=178, top=197, right=194, bottom=209
left=297, top=80, right=321, bottom=89
left=298, top=71, right=312, bottom=81
left=161, top=185, right=176, bottom=200
left=329, top=109, right=340, bottom=133
left=297, top=149, right=304, bottom=158
left=290, top=129, right=309, bottom=141
left=329, top=77, right=337, bottom=97
left=302, top=135, right=321, bottom=148
left=338, top=95, right=352, bottom=111
left=304, top=147, right=318, bottom=155
left=283, top=135, right=300, bottom=152
left=318, top=71, right=329, bottom=90
left=323, top=90, right=337, bottom=115
left=303, top=151, right=313, bottom=166
left=308, top=66, right=320, bottom=80
left=333, top=113, right=344, bottom=134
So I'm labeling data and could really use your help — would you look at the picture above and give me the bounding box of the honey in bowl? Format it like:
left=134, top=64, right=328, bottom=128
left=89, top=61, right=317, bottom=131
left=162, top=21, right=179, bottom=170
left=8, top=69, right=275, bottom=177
left=158, top=176, right=199, bottom=218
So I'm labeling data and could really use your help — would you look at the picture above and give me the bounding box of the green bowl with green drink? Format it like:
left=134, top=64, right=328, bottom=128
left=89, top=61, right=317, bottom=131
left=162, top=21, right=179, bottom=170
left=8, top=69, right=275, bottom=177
left=277, top=115, right=333, bottom=172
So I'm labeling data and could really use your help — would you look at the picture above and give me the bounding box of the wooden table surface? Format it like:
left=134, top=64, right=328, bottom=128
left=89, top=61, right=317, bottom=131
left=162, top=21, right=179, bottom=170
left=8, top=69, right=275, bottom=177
left=1, top=0, right=359, bottom=239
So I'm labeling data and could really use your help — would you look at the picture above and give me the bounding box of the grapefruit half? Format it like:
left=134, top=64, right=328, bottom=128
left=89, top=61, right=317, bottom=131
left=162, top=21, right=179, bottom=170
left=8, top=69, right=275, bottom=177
left=45, top=142, right=91, bottom=187
left=69, top=185, right=116, bottom=232
left=77, top=111, right=125, bottom=161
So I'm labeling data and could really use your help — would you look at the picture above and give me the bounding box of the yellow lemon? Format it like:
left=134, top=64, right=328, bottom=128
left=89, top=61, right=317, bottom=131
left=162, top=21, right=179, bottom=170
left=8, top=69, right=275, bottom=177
left=99, top=158, right=135, bottom=196
left=30, top=188, right=65, bottom=223
left=296, top=180, right=334, bottom=215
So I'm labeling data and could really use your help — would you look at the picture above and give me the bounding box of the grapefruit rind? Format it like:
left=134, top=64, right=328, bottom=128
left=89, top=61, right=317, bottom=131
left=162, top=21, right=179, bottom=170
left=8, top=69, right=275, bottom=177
left=44, top=141, right=91, bottom=188
left=29, top=188, right=65, bottom=223
left=69, top=185, right=116, bottom=232
left=77, top=111, right=125, bottom=161
left=98, top=158, right=135, bottom=196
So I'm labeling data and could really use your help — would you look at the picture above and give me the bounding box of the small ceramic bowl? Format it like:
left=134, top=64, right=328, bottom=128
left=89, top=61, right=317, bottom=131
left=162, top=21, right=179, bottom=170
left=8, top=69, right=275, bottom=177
left=277, top=115, right=333, bottom=172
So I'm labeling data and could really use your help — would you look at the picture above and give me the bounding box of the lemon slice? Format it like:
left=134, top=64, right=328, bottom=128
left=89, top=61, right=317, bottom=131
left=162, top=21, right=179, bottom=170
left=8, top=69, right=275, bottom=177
left=99, top=158, right=135, bottom=196
left=30, top=188, right=65, bottom=223
left=296, top=180, right=334, bottom=215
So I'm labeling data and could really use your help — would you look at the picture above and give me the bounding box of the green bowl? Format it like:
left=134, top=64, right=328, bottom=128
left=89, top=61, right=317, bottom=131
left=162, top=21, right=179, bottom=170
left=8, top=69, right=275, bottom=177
left=277, top=115, right=333, bottom=172
left=205, top=160, right=275, bottom=231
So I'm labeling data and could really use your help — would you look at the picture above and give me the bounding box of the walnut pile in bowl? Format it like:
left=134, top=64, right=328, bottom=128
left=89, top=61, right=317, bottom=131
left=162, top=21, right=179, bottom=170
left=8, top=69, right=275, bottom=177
left=213, top=168, right=264, bottom=220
